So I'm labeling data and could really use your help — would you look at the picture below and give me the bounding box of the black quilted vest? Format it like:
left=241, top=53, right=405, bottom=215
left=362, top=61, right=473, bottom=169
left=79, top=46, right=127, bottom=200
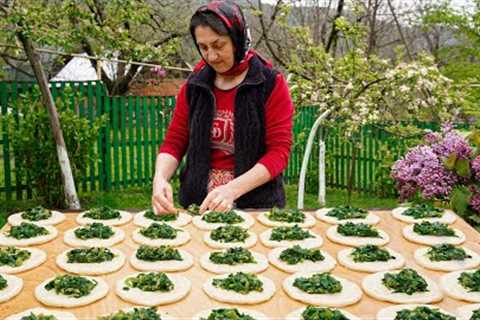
left=178, top=56, right=286, bottom=209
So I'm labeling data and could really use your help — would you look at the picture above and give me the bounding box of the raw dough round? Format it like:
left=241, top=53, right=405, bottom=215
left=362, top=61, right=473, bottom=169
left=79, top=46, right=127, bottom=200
left=286, top=306, right=361, bottom=320
left=76, top=210, right=132, bottom=226
left=63, top=225, right=125, bottom=247
left=56, top=247, right=126, bottom=275
left=391, top=206, right=457, bottom=224
left=377, top=304, right=455, bottom=320
left=316, top=208, right=380, bottom=225
left=8, top=210, right=65, bottom=226
left=268, top=246, right=336, bottom=274
left=259, top=228, right=323, bottom=248
left=256, top=211, right=316, bottom=228
left=5, top=307, right=77, bottom=320
left=203, top=230, right=257, bottom=249
left=0, top=273, right=23, bottom=303
left=326, top=225, right=389, bottom=247
left=116, top=272, right=191, bottom=306
left=200, top=250, right=268, bottom=274
left=35, top=275, right=109, bottom=307
left=402, top=224, right=465, bottom=245
left=337, top=247, right=405, bottom=273
left=132, top=227, right=191, bottom=247
left=0, top=225, right=58, bottom=247
left=441, top=270, right=480, bottom=303
left=192, top=210, right=255, bottom=230
left=203, top=273, right=275, bottom=304
left=362, top=270, right=443, bottom=304
left=457, top=304, right=480, bottom=320
left=0, top=247, right=47, bottom=274
left=134, top=211, right=191, bottom=228
left=192, top=308, right=268, bottom=320
left=414, top=246, right=480, bottom=271
left=283, top=272, right=362, bottom=307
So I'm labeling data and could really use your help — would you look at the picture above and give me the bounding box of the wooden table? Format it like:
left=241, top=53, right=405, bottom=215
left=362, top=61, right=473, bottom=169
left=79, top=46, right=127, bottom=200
left=1, top=210, right=479, bottom=319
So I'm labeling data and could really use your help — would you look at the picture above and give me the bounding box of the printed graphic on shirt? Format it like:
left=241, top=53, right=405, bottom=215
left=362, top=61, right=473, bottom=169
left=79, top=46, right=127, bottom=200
left=208, top=168, right=235, bottom=192
left=211, top=109, right=234, bottom=154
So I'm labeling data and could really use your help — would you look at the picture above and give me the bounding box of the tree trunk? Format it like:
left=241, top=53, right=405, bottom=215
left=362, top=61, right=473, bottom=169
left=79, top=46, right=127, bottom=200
left=325, top=0, right=345, bottom=54
left=16, top=31, right=81, bottom=209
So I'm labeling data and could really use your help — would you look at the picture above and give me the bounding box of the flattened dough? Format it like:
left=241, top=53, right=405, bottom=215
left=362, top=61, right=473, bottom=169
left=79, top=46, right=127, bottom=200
left=337, top=247, right=405, bottom=273
left=200, top=250, right=268, bottom=274
left=402, top=224, right=465, bottom=245
left=134, top=211, right=191, bottom=228
left=268, top=246, right=336, bottom=274
left=192, top=210, right=255, bottom=230
left=76, top=210, right=132, bottom=226
left=316, top=208, right=380, bottom=225
left=0, top=247, right=47, bottom=274
left=257, top=211, right=316, bottom=228
left=326, top=225, right=389, bottom=247
left=56, top=247, right=126, bottom=275
left=8, top=210, right=65, bottom=226
left=259, top=228, right=323, bottom=248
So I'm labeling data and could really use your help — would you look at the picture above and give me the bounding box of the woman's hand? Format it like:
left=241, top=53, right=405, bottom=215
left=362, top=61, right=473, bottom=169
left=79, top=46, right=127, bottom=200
left=152, top=177, right=176, bottom=214
left=200, top=184, right=237, bottom=213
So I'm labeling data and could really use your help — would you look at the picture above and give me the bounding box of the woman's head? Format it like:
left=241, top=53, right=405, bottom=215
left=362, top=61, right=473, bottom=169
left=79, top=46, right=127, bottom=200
left=190, top=1, right=250, bottom=74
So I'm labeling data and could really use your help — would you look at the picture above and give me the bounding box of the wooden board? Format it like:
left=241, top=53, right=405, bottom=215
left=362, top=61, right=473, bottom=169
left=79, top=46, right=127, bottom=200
left=1, top=210, right=479, bottom=319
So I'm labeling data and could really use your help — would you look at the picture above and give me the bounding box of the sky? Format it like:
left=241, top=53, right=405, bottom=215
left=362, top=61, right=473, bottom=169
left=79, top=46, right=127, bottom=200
left=261, top=0, right=475, bottom=9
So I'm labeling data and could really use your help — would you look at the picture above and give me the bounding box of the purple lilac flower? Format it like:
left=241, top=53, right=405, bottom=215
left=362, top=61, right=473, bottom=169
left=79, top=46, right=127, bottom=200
left=392, top=145, right=459, bottom=200
left=472, top=156, right=480, bottom=181
left=431, top=130, right=472, bottom=160
left=470, top=193, right=480, bottom=213
left=424, top=131, right=440, bottom=145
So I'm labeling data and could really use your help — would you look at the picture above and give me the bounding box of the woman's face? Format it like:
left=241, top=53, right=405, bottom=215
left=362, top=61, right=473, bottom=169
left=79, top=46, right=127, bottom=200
left=195, top=25, right=235, bottom=73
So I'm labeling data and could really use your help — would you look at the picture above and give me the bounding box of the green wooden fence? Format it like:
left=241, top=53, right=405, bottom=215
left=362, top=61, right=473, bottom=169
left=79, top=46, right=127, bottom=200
left=0, top=80, right=428, bottom=201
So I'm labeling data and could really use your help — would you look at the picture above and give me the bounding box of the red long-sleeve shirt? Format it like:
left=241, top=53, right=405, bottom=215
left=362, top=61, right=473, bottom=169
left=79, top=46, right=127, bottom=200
left=159, top=73, right=293, bottom=179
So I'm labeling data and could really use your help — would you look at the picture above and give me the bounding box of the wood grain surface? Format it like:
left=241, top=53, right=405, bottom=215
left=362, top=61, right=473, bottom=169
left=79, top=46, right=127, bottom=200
left=1, top=210, right=479, bottom=319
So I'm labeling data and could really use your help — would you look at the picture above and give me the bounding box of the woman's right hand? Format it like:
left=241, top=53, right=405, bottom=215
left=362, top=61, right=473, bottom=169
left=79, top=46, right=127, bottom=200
left=152, top=177, right=176, bottom=214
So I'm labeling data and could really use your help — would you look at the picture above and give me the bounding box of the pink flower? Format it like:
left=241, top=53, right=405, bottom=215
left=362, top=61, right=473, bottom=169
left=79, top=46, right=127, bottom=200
left=152, top=66, right=167, bottom=78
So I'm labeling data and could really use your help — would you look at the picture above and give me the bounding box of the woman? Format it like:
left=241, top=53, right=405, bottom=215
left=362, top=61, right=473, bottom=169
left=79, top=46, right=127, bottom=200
left=152, top=0, right=293, bottom=214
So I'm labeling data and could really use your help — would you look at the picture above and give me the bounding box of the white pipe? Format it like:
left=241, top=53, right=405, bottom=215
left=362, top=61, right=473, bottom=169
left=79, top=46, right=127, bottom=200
left=319, top=138, right=326, bottom=206
left=297, top=108, right=332, bottom=209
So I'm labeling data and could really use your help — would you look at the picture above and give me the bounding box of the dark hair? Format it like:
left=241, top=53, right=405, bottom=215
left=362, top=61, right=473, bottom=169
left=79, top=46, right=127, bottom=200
left=190, top=11, right=229, bottom=39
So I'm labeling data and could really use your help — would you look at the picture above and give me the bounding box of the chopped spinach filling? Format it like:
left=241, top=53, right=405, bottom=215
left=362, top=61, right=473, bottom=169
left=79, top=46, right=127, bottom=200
left=402, top=204, right=443, bottom=219
left=144, top=209, right=177, bottom=222
left=97, top=307, right=162, bottom=320
left=202, top=210, right=244, bottom=224
left=0, top=246, right=31, bottom=267
left=83, top=206, right=120, bottom=220
left=20, top=206, right=52, bottom=221
left=293, top=273, right=342, bottom=294
left=301, top=306, right=351, bottom=320
left=382, top=268, right=428, bottom=295
left=279, top=245, right=324, bottom=265
left=458, top=269, right=480, bottom=292
left=326, top=206, right=368, bottom=220
left=139, top=223, right=179, bottom=239
left=393, top=306, right=455, bottom=320
left=136, top=245, right=182, bottom=261
left=426, top=244, right=470, bottom=262
left=123, top=272, right=174, bottom=292
left=351, top=245, right=395, bottom=263
left=413, top=222, right=456, bottom=237
left=199, top=308, right=255, bottom=320
left=67, top=247, right=115, bottom=264
left=212, top=272, right=263, bottom=294
left=266, top=207, right=305, bottom=223
left=209, top=247, right=256, bottom=265
left=210, top=225, right=249, bottom=243
left=8, top=222, right=49, bottom=239
left=270, top=225, right=314, bottom=241
left=337, top=223, right=380, bottom=238
left=74, top=223, right=114, bottom=240
left=45, top=274, right=97, bottom=298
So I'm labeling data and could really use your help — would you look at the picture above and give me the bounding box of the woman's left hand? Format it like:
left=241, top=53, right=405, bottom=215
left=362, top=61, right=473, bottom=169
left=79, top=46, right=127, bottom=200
left=200, top=184, right=236, bottom=213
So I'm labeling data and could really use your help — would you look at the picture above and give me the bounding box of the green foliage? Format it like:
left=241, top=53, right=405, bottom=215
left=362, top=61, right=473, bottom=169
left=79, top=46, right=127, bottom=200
left=279, top=245, right=324, bottom=265
left=212, top=272, right=263, bottom=295
left=413, top=221, right=457, bottom=237
left=0, top=275, right=7, bottom=290
left=66, top=247, right=115, bottom=264
left=135, top=245, right=182, bottom=262
left=394, top=306, right=455, bottom=320
left=83, top=206, right=120, bottom=220
left=293, top=273, right=342, bottom=294
left=98, top=307, right=162, bottom=320
left=458, top=269, right=480, bottom=292
left=0, top=247, right=31, bottom=267
left=7, top=88, right=105, bottom=208
left=45, top=274, right=97, bottom=298
left=209, top=247, right=256, bottom=265
left=326, top=206, right=368, bottom=220
left=20, top=206, right=52, bottom=221
left=301, top=306, right=350, bottom=320
left=270, top=225, right=313, bottom=241
left=351, top=245, right=395, bottom=263
left=210, top=226, right=249, bottom=243
left=123, top=272, right=173, bottom=292
left=144, top=209, right=177, bottom=222
left=402, top=204, right=444, bottom=219
left=382, top=269, right=428, bottom=295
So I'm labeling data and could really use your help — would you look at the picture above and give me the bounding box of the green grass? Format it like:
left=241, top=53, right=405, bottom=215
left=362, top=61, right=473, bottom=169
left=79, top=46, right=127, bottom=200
left=0, top=184, right=398, bottom=228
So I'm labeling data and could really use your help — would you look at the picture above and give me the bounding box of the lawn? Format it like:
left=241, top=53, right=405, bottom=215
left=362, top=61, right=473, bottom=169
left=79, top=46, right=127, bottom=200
left=0, top=184, right=398, bottom=228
